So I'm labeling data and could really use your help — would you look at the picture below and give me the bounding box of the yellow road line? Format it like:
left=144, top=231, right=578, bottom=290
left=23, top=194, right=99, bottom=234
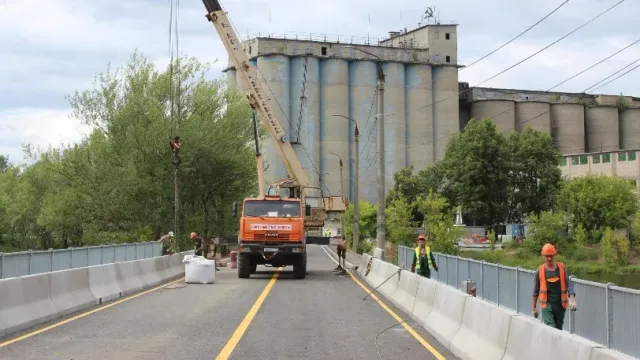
left=348, top=270, right=447, bottom=360
left=215, top=268, right=282, bottom=360
left=0, top=277, right=186, bottom=349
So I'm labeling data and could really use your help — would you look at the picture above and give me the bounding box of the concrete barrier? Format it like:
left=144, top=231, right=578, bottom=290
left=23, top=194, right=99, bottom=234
left=366, top=258, right=385, bottom=285
left=49, top=267, right=97, bottom=317
left=135, top=258, right=162, bottom=287
left=0, top=274, right=58, bottom=337
left=392, top=270, right=420, bottom=314
left=590, top=348, right=638, bottom=360
left=377, top=262, right=401, bottom=299
left=422, top=282, right=469, bottom=349
left=115, top=261, right=145, bottom=296
left=501, top=314, right=601, bottom=360
left=88, top=263, right=123, bottom=304
left=449, top=296, right=514, bottom=360
left=411, top=276, right=438, bottom=326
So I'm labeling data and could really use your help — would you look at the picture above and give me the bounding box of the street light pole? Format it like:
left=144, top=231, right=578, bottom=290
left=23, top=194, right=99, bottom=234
left=332, top=114, right=360, bottom=251
left=329, top=152, right=345, bottom=200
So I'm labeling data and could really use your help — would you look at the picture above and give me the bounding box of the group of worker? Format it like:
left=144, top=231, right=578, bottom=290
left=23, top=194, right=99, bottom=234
left=409, top=233, right=577, bottom=330
left=159, top=231, right=218, bottom=259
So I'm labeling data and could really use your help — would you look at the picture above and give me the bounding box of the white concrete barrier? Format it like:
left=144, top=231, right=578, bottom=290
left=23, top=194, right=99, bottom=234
left=411, top=276, right=438, bottom=326
left=366, top=258, right=385, bottom=286
left=501, top=314, right=601, bottom=360
left=358, top=254, right=372, bottom=277
left=449, top=296, right=514, bottom=360
left=423, top=282, right=469, bottom=349
left=0, top=274, right=58, bottom=337
left=88, top=263, right=123, bottom=304
left=49, top=267, right=97, bottom=317
left=391, top=270, right=420, bottom=314
left=135, top=257, right=163, bottom=287
left=590, top=348, right=638, bottom=360
left=115, top=261, right=145, bottom=296
left=377, top=262, right=401, bottom=299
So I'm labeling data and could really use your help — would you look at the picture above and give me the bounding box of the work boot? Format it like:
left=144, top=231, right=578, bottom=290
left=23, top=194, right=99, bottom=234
left=333, top=265, right=342, bottom=271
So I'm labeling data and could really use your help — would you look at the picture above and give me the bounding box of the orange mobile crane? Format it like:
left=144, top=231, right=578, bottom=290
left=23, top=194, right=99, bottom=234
left=201, top=0, right=347, bottom=279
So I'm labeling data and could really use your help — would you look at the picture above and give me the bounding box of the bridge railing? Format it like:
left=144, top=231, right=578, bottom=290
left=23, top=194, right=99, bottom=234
left=0, top=241, right=162, bottom=280
left=398, top=245, right=640, bottom=359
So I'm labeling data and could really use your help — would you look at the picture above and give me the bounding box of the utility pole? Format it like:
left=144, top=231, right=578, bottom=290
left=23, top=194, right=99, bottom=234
left=330, top=152, right=345, bottom=237
left=331, top=114, right=360, bottom=252
left=374, top=63, right=386, bottom=260
left=170, top=137, right=182, bottom=244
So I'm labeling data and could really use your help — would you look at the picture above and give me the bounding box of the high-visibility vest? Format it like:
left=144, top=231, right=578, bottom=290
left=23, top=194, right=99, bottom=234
left=414, top=246, right=433, bottom=270
left=538, top=262, right=568, bottom=309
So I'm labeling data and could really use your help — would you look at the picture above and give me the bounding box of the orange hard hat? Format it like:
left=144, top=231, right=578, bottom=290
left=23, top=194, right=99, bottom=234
left=541, top=243, right=557, bottom=256
left=190, top=232, right=197, bottom=239
left=417, top=234, right=426, bottom=240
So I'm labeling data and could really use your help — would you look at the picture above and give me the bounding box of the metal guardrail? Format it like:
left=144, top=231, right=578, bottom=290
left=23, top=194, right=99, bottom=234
left=0, top=241, right=162, bottom=280
left=397, top=245, right=640, bottom=359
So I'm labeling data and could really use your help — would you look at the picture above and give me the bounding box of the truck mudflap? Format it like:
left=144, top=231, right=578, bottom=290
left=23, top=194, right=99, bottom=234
left=305, top=236, right=331, bottom=245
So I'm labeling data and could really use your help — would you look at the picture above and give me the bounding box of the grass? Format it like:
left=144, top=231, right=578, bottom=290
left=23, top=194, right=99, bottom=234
left=459, top=242, right=640, bottom=276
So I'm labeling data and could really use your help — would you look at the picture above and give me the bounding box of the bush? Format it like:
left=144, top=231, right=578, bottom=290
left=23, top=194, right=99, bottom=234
left=525, top=210, right=568, bottom=254
left=601, top=227, right=630, bottom=266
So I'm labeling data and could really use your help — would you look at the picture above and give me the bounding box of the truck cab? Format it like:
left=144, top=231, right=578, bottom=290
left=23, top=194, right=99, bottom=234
left=233, top=195, right=311, bottom=278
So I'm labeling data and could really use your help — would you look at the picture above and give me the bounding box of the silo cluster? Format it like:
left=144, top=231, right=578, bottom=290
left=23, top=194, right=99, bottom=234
left=227, top=55, right=459, bottom=204
left=465, top=98, right=640, bottom=154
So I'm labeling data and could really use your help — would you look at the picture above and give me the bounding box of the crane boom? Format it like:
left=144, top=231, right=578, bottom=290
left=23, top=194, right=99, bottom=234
left=202, top=0, right=309, bottom=188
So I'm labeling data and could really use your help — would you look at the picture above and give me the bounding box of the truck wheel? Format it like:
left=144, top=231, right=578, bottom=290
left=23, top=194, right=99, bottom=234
left=250, top=263, right=257, bottom=274
left=238, top=253, right=251, bottom=278
left=292, top=253, right=307, bottom=279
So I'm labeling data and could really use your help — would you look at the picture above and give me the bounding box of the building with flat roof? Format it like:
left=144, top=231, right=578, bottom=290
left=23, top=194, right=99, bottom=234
left=559, top=148, right=640, bottom=189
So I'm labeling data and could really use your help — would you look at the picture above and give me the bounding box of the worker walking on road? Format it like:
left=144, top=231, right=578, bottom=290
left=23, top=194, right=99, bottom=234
left=411, top=234, right=438, bottom=278
left=532, top=243, right=577, bottom=329
left=334, top=235, right=348, bottom=275
left=160, top=231, right=175, bottom=255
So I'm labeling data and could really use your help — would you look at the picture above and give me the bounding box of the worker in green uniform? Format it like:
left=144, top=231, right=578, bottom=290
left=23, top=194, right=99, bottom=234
left=160, top=231, right=175, bottom=255
left=532, top=243, right=577, bottom=329
left=410, top=234, right=438, bottom=278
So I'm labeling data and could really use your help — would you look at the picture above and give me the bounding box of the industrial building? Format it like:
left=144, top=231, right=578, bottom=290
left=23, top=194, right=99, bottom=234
left=459, top=86, right=640, bottom=155
left=559, top=148, right=640, bottom=189
left=224, top=23, right=461, bottom=205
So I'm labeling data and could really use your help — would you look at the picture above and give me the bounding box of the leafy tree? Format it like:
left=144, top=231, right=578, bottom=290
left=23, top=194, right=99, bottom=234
left=0, top=50, right=257, bottom=251
left=525, top=210, right=568, bottom=254
left=505, top=128, right=562, bottom=223
left=441, top=118, right=510, bottom=230
left=341, top=200, right=377, bottom=252
left=557, top=175, right=639, bottom=243
left=415, top=190, right=461, bottom=254
left=601, top=227, right=630, bottom=266
left=385, top=195, right=416, bottom=246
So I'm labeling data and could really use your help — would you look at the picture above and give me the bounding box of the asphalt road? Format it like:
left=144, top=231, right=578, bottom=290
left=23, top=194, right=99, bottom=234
left=0, top=245, right=459, bottom=360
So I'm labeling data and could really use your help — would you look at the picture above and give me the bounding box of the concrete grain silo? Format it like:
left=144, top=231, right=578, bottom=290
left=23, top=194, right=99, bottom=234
left=257, top=55, right=290, bottom=185
left=619, top=108, right=640, bottom=150
left=551, top=103, right=585, bottom=153
left=290, top=56, right=321, bottom=193
left=319, top=58, right=350, bottom=198
left=585, top=106, right=619, bottom=153
left=516, top=101, right=551, bottom=134
left=471, top=99, right=516, bottom=133
left=382, top=62, right=407, bottom=192
left=349, top=60, right=378, bottom=203
left=226, top=68, right=237, bottom=90
left=433, top=66, right=460, bottom=160
left=405, top=64, right=434, bottom=169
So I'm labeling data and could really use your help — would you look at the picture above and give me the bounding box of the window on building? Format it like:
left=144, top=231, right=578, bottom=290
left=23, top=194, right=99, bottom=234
left=628, top=151, right=637, bottom=161
left=572, top=156, right=579, bottom=165
left=559, top=157, right=567, bottom=166
left=321, top=46, right=327, bottom=55
left=593, top=154, right=601, bottom=164
left=580, top=155, right=588, bottom=165
left=249, top=46, right=252, bottom=54
left=602, top=153, right=611, bottom=163
left=446, top=55, right=451, bottom=63
left=445, top=33, right=450, bottom=40
left=619, top=152, right=627, bottom=161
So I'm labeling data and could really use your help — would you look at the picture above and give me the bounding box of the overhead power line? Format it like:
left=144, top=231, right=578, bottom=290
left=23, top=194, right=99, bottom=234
left=586, top=58, right=640, bottom=92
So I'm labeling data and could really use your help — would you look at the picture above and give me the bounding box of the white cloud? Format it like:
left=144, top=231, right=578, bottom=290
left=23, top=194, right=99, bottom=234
left=1, top=0, right=639, bottom=163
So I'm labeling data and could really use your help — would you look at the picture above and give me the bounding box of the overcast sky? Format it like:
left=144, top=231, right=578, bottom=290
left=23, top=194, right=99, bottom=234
left=1, top=0, right=638, bottom=164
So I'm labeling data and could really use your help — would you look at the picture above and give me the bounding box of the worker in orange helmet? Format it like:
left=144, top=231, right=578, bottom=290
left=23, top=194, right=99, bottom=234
left=411, top=234, right=438, bottom=278
left=191, top=232, right=204, bottom=257
left=532, top=243, right=577, bottom=329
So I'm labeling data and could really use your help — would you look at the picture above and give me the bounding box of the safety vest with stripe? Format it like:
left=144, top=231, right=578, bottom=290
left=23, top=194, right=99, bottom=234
left=538, top=262, right=568, bottom=309
left=414, top=246, right=433, bottom=270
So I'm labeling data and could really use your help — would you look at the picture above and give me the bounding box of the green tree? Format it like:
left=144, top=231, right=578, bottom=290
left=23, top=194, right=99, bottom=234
left=385, top=195, right=416, bottom=247
left=525, top=210, right=568, bottom=254
left=341, top=200, right=377, bottom=253
left=505, top=128, right=563, bottom=223
left=601, top=227, right=630, bottom=266
left=557, top=175, right=639, bottom=243
left=441, top=118, right=510, bottom=230
left=415, top=190, right=461, bottom=254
